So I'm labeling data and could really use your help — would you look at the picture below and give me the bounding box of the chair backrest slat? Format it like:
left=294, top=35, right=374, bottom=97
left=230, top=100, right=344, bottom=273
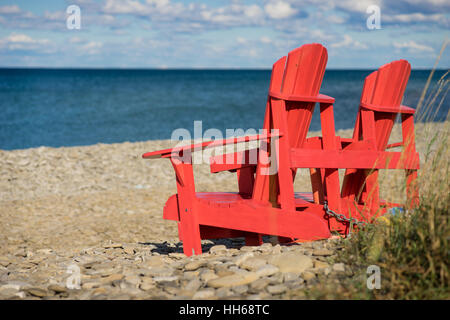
left=275, top=44, right=328, bottom=148
left=254, top=44, right=328, bottom=204
left=360, top=60, right=411, bottom=150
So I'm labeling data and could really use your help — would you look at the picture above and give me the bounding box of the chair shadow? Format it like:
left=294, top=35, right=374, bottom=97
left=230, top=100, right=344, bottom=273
left=138, top=237, right=249, bottom=255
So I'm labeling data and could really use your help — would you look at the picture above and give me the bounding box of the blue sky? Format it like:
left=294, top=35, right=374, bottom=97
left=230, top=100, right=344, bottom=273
left=0, top=0, right=449, bottom=68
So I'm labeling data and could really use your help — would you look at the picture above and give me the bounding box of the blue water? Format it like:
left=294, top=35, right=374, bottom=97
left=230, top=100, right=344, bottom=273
left=0, top=69, right=448, bottom=150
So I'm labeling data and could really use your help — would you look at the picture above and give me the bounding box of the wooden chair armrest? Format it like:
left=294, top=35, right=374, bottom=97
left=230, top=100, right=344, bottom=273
left=269, top=91, right=335, bottom=104
left=360, top=102, right=415, bottom=114
left=142, top=132, right=283, bottom=160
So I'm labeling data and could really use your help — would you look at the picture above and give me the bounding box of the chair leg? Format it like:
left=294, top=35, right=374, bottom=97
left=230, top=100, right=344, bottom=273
left=406, top=169, right=419, bottom=209
left=364, top=169, right=380, bottom=220
left=179, top=210, right=202, bottom=256
left=245, top=233, right=263, bottom=246
left=171, top=159, right=202, bottom=256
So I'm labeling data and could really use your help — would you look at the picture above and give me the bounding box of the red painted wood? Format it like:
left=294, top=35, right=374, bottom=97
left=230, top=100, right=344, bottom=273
left=143, top=46, right=420, bottom=255
left=402, top=114, right=419, bottom=208
left=361, top=103, right=415, bottom=114
left=142, top=132, right=282, bottom=160
left=170, top=159, right=202, bottom=256
left=269, top=92, right=335, bottom=104
left=341, top=60, right=417, bottom=221
left=290, top=149, right=419, bottom=169
left=209, top=149, right=259, bottom=173
left=195, top=200, right=331, bottom=241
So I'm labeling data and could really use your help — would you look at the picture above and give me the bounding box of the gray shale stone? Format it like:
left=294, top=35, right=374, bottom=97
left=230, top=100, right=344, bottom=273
left=268, top=252, right=313, bottom=274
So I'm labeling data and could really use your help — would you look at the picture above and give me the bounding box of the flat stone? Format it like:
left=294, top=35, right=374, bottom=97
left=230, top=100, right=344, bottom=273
left=283, top=272, right=300, bottom=282
left=102, top=273, right=124, bottom=283
left=209, top=245, right=227, bottom=254
left=258, top=243, right=273, bottom=253
left=168, top=252, right=185, bottom=259
left=216, top=287, right=233, bottom=298
left=200, top=271, right=218, bottom=283
left=207, top=272, right=259, bottom=288
left=233, top=285, right=248, bottom=295
left=234, top=252, right=254, bottom=266
left=0, top=257, right=11, bottom=267
left=184, top=260, right=205, bottom=271
left=103, top=243, right=123, bottom=249
left=272, top=244, right=282, bottom=254
left=268, top=253, right=313, bottom=274
left=312, top=249, right=334, bottom=256
left=47, top=284, right=67, bottom=293
left=183, top=270, right=200, bottom=280
left=140, top=278, right=155, bottom=291
left=302, top=271, right=316, bottom=281
left=240, top=258, right=267, bottom=271
left=26, top=287, right=50, bottom=298
left=184, top=278, right=202, bottom=292
left=266, top=284, right=288, bottom=295
left=333, top=263, right=346, bottom=272
left=267, top=273, right=284, bottom=285
left=124, top=275, right=141, bottom=287
left=92, top=287, right=108, bottom=296
left=0, top=282, right=26, bottom=291
left=255, top=264, right=279, bottom=277
left=153, top=275, right=179, bottom=283
left=36, top=249, right=53, bottom=255
left=239, top=246, right=257, bottom=252
left=143, top=256, right=166, bottom=267
left=314, top=260, right=330, bottom=269
left=192, top=289, right=215, bottom=299
left=0, top=287, right=18, bottom=297
left=123, top=247, right=135, bottom=255
left=141, top=266, right=174, bottom=277
left=216, top=269, right=234, bottom=277
left=250, top=278, right=270, bottom=291
left=82, top=282, right=102, bottom=289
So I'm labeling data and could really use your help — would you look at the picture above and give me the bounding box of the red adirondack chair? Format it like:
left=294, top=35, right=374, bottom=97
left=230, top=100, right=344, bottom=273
left=143, top=44, right=334, bottom=255
left=340, top=59, right=420, bottom=220
left=142, top=45, right=420, bottom=256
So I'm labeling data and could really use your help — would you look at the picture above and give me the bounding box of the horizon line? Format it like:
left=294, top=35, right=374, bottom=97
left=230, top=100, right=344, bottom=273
left=0, top=66, right=447, bottom=71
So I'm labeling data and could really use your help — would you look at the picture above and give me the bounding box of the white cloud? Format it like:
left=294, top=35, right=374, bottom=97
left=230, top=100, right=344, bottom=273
left=80, top=41, right=103, bottom=55
left=0, top=5, right=21, bottom=14
left=334, top=0, right=382, bottom=13
left=260, top=36, right=272, bottom=44
left=265, top=1, right=298, bottom=19
left=393, top=40, right=434, bottom=53
left=331, top=34, right=368, bottom=49
left=384, top=13, right=447, bottom=25
left=244, top=5, right=264, bottom=19
left=0, top=33, right=50, bottom=51
left=236, top=37, right=248, bottom=45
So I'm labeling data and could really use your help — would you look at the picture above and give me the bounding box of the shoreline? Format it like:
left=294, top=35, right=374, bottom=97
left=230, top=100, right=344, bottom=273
left=1, top=119, right=447, bottom=153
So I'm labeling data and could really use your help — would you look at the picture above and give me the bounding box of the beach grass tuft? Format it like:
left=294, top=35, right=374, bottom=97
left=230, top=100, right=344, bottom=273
left=307, top=40, right=449, bottom=299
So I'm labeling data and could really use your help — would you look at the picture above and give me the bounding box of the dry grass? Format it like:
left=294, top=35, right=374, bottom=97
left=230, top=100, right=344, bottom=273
left=308, top=40, right=449, bottom=300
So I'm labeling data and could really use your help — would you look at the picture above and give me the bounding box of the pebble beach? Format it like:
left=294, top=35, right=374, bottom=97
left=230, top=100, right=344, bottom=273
left=0, top=123, right=442, bottom=300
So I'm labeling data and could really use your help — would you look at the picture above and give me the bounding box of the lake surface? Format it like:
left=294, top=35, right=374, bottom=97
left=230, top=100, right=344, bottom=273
left=0, top=68, right=447, bottom=150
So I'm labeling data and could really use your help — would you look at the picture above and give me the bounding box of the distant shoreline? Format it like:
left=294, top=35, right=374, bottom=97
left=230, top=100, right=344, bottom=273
left=0, top=67, right=448, bottom=71
left=1, top=121, right=446, bottom=152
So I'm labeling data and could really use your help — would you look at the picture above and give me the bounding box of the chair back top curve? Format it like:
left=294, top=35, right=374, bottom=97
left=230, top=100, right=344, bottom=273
left=361, top=59, right=411, bottom=107
left=360, top=59, right=411, bottom=150
left=267, top=44, right=328, bottom=148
